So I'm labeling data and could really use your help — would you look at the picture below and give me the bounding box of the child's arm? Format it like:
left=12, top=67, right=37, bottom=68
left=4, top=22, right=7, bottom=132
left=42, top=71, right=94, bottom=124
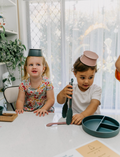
left=34, top=89, right=55, bottom=116
left=57, top=84, right=73, bottom=104
left=15, top=89, right=25, bottom=114
left=115, top=55, right=120, bottom=72
left=71, top=99, right=100, bottom=125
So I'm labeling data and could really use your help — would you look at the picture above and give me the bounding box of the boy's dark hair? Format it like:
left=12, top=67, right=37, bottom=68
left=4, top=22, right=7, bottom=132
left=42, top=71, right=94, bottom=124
left=72, top=56, right=97, bottom=74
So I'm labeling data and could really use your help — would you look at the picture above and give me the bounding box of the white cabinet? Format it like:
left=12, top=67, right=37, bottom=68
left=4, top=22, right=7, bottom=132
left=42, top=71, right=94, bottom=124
left=0, top=0, right=18, bottom=40
left=0, top=92, right=5, bottom=109
left=0, top=0, right=19, bottom=103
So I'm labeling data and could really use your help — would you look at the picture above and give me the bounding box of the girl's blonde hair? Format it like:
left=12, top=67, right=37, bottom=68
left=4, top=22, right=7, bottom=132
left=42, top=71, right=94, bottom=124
left=72, top=56, right=97, bottom=74
left=23, top=56, right=50, bottom=80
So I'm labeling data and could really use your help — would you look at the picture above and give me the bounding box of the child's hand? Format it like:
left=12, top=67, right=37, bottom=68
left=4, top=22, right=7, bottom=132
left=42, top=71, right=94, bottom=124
left=34, top=109, right=48, bottom=117
left=71, top=113, right=84, bottom=125
left=15, top=109, right=24, bottom=114
left=61, top=84, right=73, bottom=99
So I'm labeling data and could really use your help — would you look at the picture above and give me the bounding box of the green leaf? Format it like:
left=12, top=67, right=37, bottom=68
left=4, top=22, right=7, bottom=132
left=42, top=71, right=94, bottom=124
left=0, top=88, right=4, bottom=92
left=11, top=77, right=16, bottom=81
left=0, top=26, right=26, bottom=82
left=2, top=78, right=7, bottom=83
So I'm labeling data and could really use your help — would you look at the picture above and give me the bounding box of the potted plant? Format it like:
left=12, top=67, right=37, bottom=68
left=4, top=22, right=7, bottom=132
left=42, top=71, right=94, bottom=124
left=0, top=26, right=26, bottom=90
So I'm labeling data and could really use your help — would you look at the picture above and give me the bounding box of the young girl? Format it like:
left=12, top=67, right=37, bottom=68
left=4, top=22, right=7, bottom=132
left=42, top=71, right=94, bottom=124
left=115, top=55, right=120, bottom=81
left=15, top=49, right=55, bottom=116
left=57, top=51, right=102, bottom=125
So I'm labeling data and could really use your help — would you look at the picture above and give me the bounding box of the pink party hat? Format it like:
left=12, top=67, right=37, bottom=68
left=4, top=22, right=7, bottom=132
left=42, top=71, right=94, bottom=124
left=80, top=50, right=99, bottom=66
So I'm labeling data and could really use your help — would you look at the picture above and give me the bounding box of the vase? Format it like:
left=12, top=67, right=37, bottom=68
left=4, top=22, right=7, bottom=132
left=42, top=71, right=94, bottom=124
left=2, top=72, right=12, bottom=89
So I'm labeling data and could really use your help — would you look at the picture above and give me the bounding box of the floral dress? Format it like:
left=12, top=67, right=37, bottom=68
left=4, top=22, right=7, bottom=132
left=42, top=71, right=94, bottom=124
left=19, top=77, right=54, bottom=112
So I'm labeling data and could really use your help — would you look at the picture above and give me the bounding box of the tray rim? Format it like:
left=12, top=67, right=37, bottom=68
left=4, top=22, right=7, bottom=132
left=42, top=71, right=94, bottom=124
left=82, top=115, right=120, bottom=138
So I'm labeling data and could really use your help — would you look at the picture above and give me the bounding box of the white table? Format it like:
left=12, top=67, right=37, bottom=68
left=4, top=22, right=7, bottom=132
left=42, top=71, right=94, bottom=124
left=0, top=112, right=120, bottom=157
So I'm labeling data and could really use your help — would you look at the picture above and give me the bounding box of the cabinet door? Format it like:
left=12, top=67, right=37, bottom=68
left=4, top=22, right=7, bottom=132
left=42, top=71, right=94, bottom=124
left=0, top=0, right=20, bottom=90
left=0, top=0, right=18, bottom=36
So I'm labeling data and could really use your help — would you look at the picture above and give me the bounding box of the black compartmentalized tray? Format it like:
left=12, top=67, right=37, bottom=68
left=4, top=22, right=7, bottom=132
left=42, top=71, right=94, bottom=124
left=82, top=115, right=120, bottom=138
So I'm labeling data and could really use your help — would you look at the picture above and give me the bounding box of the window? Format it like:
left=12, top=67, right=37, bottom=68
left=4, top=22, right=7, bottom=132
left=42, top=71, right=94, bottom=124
left=25, top=0, right=120, bottom=112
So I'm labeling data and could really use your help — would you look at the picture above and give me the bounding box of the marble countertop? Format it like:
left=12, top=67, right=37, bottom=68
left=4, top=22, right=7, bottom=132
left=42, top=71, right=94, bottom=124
left=0, top=112, right=120, bottom=157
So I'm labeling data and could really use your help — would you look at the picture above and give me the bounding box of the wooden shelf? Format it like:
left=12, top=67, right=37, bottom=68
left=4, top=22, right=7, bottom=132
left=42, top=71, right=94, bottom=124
left=0, top=62, right=9, bottom=65
left=0, top=62, right=6, bottom=65
left=0, top=28, right=18, bottom=36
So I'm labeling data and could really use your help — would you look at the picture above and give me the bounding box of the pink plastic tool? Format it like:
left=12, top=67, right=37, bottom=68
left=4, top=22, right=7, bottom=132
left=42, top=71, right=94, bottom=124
left=46, top=122, right=66, bottom=127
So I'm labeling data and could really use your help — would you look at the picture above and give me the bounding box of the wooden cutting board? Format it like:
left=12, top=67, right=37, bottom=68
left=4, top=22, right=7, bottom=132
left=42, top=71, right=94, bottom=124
left=0, top=113, right=18, bottom=122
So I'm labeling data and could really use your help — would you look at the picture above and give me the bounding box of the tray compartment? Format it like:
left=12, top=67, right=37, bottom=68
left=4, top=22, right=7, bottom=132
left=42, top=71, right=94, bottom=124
left=102, top=116, right=119, bottom=127
left=82, top=115, right=104, bottom=131
left=97, top=123, right=119, bottom=132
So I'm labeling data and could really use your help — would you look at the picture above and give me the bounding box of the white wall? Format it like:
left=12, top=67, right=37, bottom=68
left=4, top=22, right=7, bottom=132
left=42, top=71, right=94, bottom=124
left=18, top=0, right=28, bottom=57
